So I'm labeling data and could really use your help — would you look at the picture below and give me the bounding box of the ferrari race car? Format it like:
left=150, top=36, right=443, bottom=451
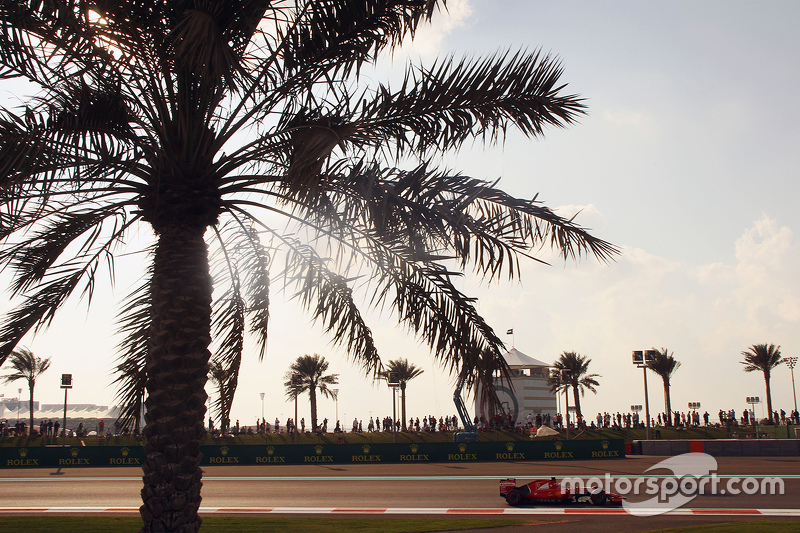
left=500, top=477, right=625, bottom=506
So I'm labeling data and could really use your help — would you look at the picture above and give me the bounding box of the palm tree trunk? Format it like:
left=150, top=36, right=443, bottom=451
left=663, top=379, right=672, bottom=426
left=140, top=225, right=212, bottom=533
left=401, top=383, right=407, bottom=428
left=765, top=374, right=773, bottom=423
left=572, top=386, right=582, bottom=420
left=310, top=385, right=318, bottom=431
left=28, top=383, right=35, bottom=432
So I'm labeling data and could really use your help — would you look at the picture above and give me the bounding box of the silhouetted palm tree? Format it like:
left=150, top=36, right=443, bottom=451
left=547, top=351, right=600, bottom=420
left=111, top=277, right=151, bottom=435
left=471, top=347, right=512, bottom=425
left=208, top=360, right=235, bottom=432
left=380, top=358, right=424, bottom=427
left=284, top=354, right=339, bottom=431
left=0, top=2, right=616, bottom=530
left=0, top=347, right=51, bottom=431
left=741, top=343, right=783, bottom=421
left=649, top=348, right=681, bottom=426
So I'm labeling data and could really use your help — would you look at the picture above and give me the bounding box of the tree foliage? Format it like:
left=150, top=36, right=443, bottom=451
left=649, top=347, right=680, bottom=426
left=0, top=1, right=616, bottom=531
left=379, top=357, right=424, bottom=425
left=547, top=351, right=600, bottom=420
left=284, top=353, right=339, bottom=431
left=741, top=343, right=783, bottom=420
left=0, top=346, right=51, bottom=430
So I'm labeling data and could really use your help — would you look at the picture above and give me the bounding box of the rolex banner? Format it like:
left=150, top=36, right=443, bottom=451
left=0, top=439, right=623, bottom=468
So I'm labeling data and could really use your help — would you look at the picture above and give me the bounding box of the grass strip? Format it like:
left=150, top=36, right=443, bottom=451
left=646, top=521, right=800, bottom=533
left=0, top=516, right=536, bottom=532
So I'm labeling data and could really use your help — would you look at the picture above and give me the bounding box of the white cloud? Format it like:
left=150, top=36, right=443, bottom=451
left=601, top=108, right=652, bottom=128
left=396, top=0, right=474, bottom=60
left=553, top=203, right=606, bottom=233
left=464, top=213, right=800, bottom=420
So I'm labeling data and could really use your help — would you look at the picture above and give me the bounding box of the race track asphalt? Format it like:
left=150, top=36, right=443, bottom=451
left=1, top=455, right=798, bottom=532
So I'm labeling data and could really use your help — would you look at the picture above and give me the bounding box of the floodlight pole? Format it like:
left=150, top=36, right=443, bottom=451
left=630, top=405, right=642, bottom=441
left=564, top=386, right=570, bottom=440
left=643, top=366, right=651, bottom=440
left=291, top=374, right=302, bottom=443
left=747, top=397, right=761, bottom=438
left=392, top=384, right=397, bottom=443
left=61, top=389, right=66, bottom=445
left=333, top=389, right=339, bottom=429
left=60, top=374, right=72, bottom=447
left=388, top=371, right=399, bottom=443
left=632, top=350, right=655, bottom=440
left=786, top=357, right=798, bottom=414
left=560, top=369, right=572, bottom=440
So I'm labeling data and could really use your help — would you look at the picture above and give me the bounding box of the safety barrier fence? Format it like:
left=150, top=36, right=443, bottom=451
left=630, top=439, right=800, bottom=456
left=1, top=438, right=624, bottom=468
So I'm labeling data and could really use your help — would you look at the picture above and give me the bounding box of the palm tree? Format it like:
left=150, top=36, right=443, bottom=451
left=0, top=3, right=617, bottom=530
left=110, top=278, right=150, bottom=435
left=471, top=347, right=512, bottom=426
left=284, top=354, right=339, bottom=432
left=649, top=348, right=681, bottom=426
left=208, top=360, right=235, bottom=432
left=547, top=351, right=600, bottom=420
left=380, top=358, right=424, bottom=427
left=0, top=347, right=51, bottom=432
left=741, top=343, right=783, bottom=422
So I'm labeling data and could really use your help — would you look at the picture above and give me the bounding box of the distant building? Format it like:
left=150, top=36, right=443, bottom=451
left=474, top=348, right=556, bottom=425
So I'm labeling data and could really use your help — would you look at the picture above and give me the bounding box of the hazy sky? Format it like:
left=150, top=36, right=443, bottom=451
left=2, top=1, right=799, bottom=428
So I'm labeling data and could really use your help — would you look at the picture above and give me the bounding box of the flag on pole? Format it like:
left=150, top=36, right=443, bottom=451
left=506, top=328, right=513, bottom=335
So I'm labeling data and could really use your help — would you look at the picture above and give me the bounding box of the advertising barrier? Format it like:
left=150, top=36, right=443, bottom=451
left=0, top=438, right=624, bottom=468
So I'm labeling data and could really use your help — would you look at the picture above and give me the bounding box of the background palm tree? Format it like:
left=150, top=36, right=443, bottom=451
left=110, top=276, right=151, bottom=435
left=741, top=343, right=783, bottom=422
left=649, top=347, right=681, bottom=426
left=380, top=358, right=424, bottom=427
left=547, top=351, right=600, bottom=420
left=470, top=347, right=512, bottom=426
left=0, top=347, right=51, bottom=432
left=284, top=354, right=339, bottom=432
left=0, top=2, right=615, bottom=530
left=208, top=360, right=235, bottom=432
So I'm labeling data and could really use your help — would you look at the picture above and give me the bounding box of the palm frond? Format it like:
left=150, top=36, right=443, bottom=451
left=276, top=0, right=439, bottom=80
left=212, top=219, right=271, bottom=359
left=0, top=2, right=618, bottom=526
left=740, top=344, right=783, bottom=374
left=351, top=49, right=585, bottom=153
left=270, top=232, right=380, bottom=375
left=0, top=273, right=82, bottom=362
left=649, top=347, right=681, bottom=380
left=111, top=263, right=152, bottom=432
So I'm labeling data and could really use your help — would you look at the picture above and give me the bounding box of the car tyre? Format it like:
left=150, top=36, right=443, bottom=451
left=506, top=489, right=523, bottom=506
left=590, top=490, right=606, bottom=506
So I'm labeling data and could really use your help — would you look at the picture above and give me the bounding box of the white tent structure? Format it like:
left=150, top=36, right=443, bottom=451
left=535, top=425, right=560, bottom=437
left=0, top=399, right=120, bottom=422
left=503, top=347, right=550, bottom=369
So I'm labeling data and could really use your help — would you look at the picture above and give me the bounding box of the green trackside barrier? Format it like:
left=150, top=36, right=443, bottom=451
left=0, top=439, right=624, bottom=468
left=1, top=444, right=145, bottom=468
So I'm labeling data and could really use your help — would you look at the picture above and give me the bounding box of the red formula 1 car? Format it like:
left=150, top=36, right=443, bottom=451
left=500, top=477, right=625, bottom=507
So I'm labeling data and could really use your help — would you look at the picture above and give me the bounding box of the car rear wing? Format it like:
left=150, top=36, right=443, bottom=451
left=500, top=478, right=516, bottom=495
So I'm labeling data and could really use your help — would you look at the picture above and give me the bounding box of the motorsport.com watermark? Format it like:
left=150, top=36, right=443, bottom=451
left=561, top=453, right=784, bottom=516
